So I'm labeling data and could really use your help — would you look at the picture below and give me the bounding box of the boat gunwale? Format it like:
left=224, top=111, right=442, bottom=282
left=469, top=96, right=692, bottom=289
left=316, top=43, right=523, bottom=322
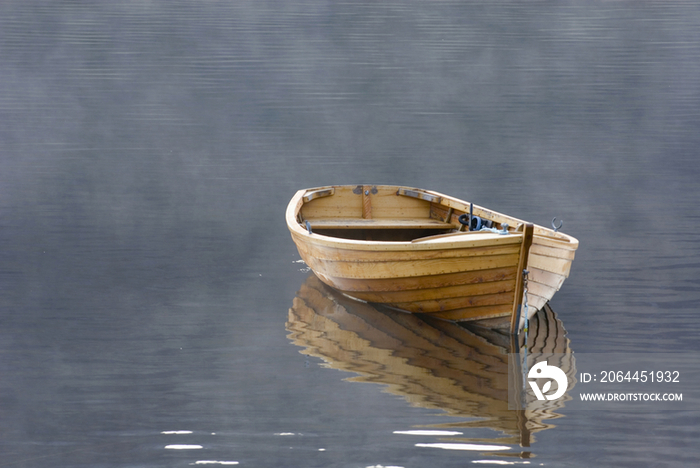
left=286, top=185, right=579, bottom=251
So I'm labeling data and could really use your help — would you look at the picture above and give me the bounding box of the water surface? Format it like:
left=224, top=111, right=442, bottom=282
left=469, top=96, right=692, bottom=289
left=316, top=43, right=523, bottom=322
left=1, top=1, right=699, bottom=467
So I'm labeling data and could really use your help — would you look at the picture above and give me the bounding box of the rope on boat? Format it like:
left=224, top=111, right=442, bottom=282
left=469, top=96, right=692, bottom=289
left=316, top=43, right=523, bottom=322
left=458, top=203, right=477, bottom=231
left=458, top=203, right=508, bottom=234
left=477, top=224, right=509, bottom=235
left=521, top=269, right=530, bottom=390
left=522, top=269, right=530, bottom=334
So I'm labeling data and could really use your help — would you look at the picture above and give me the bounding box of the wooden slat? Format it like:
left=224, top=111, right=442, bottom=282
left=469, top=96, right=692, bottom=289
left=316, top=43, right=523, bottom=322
left=528, top=268, right=566, bottom=291
left=306, top=218, right=453, bottom=230
left=308, top=253, right=520, bottom=279
left=303, top=187, right=335, bottom=203
left=412, top=230, right=507, bottom=243
left=396, top=187, right=442, bottom=203
left=320, top=267, right=518, bottom=293
left=526, top=294, right=548, bottom=311
left=528, top=254, right=572, bottom=277
left=302, top=186, right=433, bottom=220
left=466, top=315, right=511, bottom=330
left=296, top=241, right=521, bottom=263
left=300, top=186, right=362, bottom=219
left=372, top=186, right=433, bottom=219
left=391, top=291, right=517, bottom=314
left=349, top=279, right=515, bottom=304
left=428, top=303, right=513, bottom=321
left=526, top=280, right=558, bottom=300
left=530, top=243, right=577, bottom=260
left=532, top=233, right=578, bottom=250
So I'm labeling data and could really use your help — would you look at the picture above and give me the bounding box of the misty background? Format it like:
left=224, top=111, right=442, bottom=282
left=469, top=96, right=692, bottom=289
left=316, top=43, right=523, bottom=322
left=1, top=1, right=699, bottom=467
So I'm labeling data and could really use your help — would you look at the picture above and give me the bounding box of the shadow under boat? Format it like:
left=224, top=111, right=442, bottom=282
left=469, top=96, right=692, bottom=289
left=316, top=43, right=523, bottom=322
left=287, top=274, right=576, bottom=449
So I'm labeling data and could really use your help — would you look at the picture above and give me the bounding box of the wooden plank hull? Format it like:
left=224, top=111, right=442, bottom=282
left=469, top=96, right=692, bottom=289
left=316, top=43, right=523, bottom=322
left=286, top=185, right=578, bottom=330
left=287, top=275, right=576, bottom=446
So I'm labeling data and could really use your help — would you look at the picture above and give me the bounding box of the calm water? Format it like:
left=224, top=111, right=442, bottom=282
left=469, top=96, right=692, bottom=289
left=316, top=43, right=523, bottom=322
left=2, top=1, right=699, bottom=466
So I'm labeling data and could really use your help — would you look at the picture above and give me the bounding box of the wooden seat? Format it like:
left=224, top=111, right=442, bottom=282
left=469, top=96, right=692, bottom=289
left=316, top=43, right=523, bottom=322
left=305, top=218, right=454, bottom=230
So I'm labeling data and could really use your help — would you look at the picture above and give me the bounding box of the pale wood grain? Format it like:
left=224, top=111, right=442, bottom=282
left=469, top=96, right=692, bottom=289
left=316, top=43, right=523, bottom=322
left=286, top=185, right=578, bottom=326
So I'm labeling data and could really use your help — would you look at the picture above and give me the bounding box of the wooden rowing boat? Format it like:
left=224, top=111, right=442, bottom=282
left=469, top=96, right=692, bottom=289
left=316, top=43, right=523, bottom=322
left=287, top=275, right=576, bottom=447
left=286, top=185, right=578, bottom=332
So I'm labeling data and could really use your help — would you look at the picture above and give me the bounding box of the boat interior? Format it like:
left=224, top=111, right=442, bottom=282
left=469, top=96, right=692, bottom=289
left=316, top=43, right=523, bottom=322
left=296, top=185, right=516, bottom=242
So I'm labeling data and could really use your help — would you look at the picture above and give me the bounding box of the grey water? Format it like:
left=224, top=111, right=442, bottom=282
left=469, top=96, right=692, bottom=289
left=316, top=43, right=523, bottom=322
left=1, top=1, right=699, bottom=466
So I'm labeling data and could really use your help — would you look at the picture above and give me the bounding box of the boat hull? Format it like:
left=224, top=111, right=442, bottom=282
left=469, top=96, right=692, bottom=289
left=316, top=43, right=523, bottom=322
left=286, top=185, right=578, bottom=330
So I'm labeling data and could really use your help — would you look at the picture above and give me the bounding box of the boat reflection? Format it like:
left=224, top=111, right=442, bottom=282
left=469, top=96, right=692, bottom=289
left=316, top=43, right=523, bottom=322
left=286, top=274, right=575, bottom=451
